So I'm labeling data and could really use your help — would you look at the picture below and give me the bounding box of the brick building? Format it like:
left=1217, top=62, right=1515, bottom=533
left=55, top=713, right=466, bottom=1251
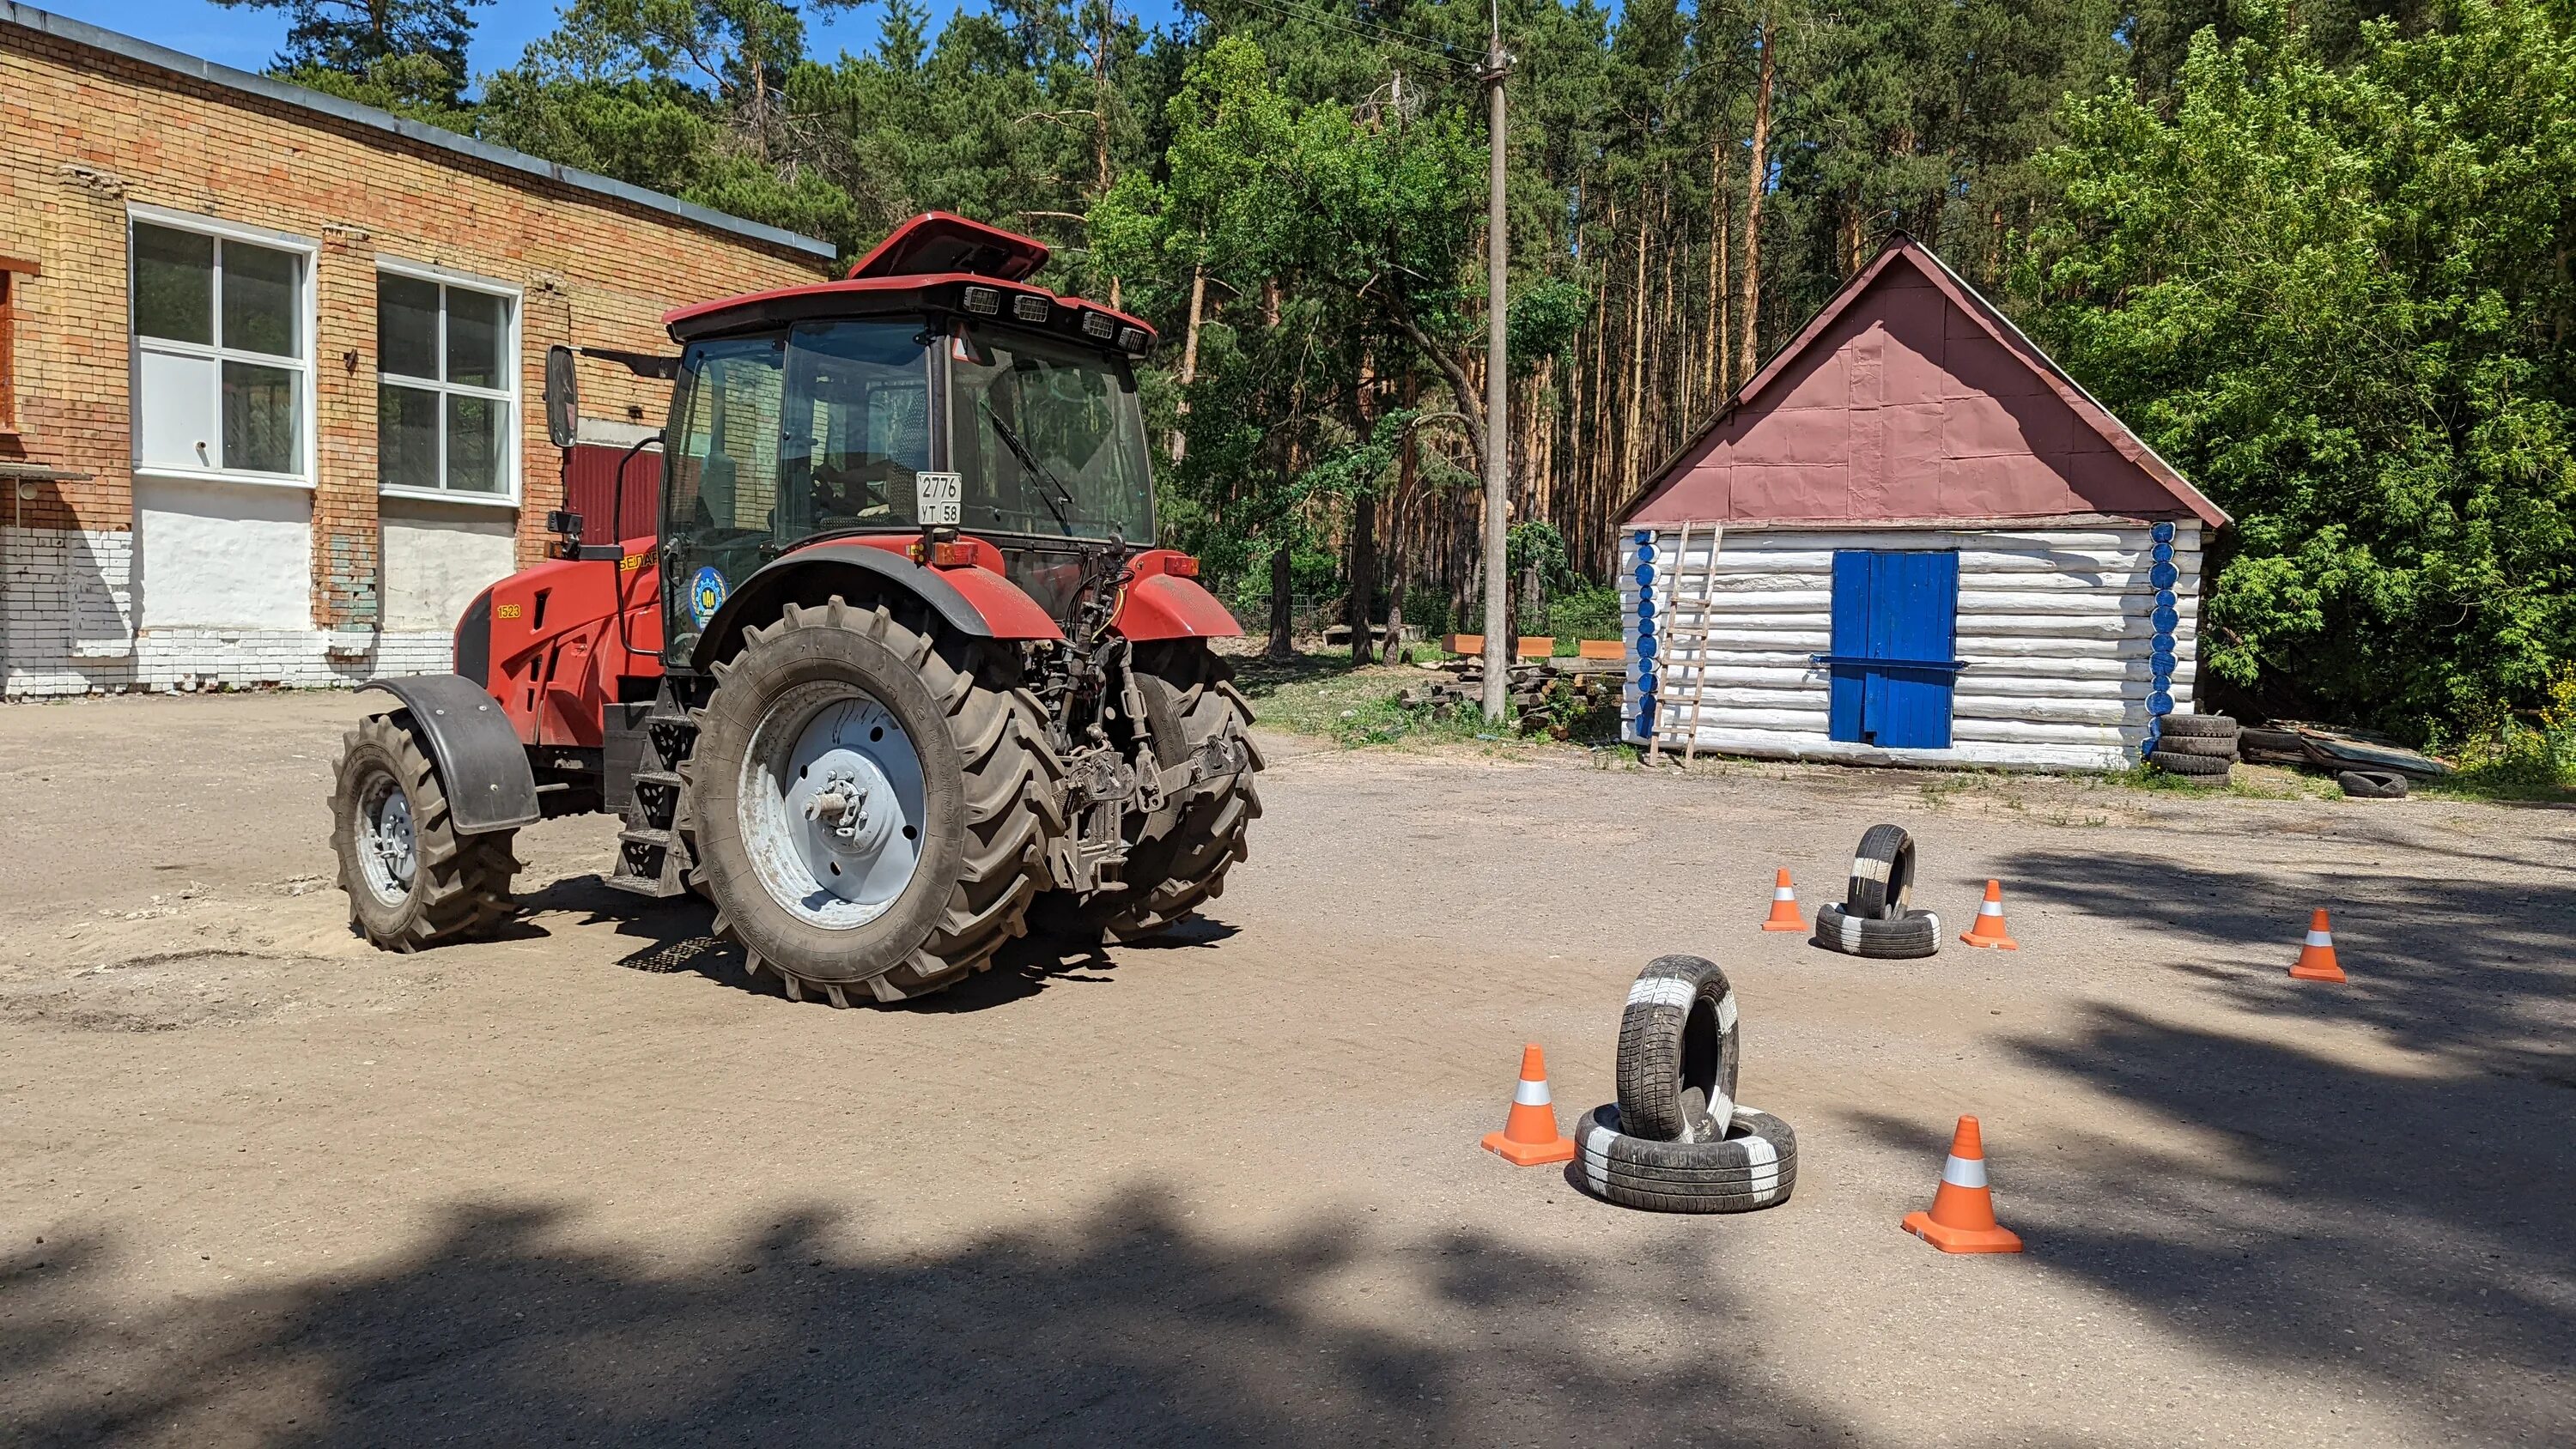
left=0, top=3, right=835, bottom=697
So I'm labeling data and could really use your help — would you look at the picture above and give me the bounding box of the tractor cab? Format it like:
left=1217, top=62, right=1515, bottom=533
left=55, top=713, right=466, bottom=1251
left=656, top=254, right=1158, bottom=658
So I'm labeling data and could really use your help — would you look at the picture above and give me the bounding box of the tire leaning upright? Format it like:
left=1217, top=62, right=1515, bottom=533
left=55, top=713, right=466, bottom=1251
left=1613, top=955, right=1742, bottom=1143
left=1846, top=823, right=1917, bottom=920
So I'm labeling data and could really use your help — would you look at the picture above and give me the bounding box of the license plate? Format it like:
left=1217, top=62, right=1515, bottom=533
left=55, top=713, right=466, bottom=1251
left=914, top=470, right=962, bottom=525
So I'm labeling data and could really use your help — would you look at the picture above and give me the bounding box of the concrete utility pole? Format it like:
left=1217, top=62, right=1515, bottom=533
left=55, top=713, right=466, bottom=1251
left=1479, top=4, right=1513, bottom=723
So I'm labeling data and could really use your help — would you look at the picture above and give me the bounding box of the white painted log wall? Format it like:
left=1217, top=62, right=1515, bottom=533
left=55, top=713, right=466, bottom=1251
left=1621, top=524, right=2205, bottom=771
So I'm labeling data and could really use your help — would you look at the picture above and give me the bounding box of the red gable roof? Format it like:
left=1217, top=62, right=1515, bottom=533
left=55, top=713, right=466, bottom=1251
left=1625, top=236, right=2227, bottom=529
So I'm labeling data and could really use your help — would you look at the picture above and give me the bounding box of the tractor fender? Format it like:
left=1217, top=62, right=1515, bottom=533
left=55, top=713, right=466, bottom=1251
left=689, top=538, right=1062, bottom=672
left=357, top=673, right=543, bottom=834
left=1114, top=553, right=1242, bottom=640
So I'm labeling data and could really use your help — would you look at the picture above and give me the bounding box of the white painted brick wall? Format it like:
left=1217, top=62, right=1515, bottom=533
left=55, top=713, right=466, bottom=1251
left=3, top=526, right=453, bottom=697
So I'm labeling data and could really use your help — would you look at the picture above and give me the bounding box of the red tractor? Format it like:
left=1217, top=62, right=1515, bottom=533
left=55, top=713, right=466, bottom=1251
left=327, top=214, right=1261, bottom=1005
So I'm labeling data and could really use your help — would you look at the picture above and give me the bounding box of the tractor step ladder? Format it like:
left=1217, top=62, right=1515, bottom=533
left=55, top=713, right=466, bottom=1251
left=605, top=699, right=700, bottom=898
left=1647, top=521, right=1725, bottom=764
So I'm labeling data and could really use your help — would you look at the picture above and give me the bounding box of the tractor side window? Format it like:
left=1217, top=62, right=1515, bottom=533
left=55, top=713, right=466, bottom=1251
left=664, top=334, right=785, bottom=656
left=668, top=335, right=785, bottom=537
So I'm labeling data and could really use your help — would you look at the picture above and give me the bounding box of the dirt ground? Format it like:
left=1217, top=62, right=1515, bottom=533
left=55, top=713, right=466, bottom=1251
left=3, top=691, right=2572, bottom=1446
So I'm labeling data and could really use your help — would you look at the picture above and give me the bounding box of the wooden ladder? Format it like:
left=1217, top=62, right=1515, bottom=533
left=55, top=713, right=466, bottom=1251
left=1647, top=520, right=1726, bottom=763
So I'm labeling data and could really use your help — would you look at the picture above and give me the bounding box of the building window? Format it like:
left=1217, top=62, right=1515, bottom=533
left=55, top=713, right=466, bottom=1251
left=378, top=268, right=518, bottom=500
left=130, top=216, right=312, bottom=479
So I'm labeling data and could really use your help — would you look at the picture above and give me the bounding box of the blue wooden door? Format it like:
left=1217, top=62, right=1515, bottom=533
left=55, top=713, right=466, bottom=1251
left=1826, top=550, right=1961, bottom=748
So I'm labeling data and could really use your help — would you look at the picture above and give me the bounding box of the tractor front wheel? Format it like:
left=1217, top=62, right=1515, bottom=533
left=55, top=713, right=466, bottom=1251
left=1094, top=640, right=1263, bottom=941
left=685, top=598, right=1065, bottom=1004
left=330, top=712, right=521, bottom=950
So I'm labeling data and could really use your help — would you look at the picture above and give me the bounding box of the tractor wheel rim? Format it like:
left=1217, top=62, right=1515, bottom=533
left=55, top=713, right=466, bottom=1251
left=738, top=682, right=927, bottom=930
left=357, top=772, right=417, bottom=904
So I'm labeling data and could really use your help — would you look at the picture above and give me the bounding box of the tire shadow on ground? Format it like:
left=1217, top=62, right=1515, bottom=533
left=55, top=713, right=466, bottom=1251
left=506, top=873, right=1242, bottom=1013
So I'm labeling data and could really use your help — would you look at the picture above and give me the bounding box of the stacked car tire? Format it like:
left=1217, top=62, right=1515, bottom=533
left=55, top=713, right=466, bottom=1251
left=2149, top=713, right=2239, bottom=779
left=1810, top=824, right=1941, bottom=960
left=1576, top=954, right=1799, bottom=1213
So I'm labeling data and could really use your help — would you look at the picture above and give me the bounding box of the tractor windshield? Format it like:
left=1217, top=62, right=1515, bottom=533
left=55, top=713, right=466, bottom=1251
left=945, top=322, right=1153, bottom=543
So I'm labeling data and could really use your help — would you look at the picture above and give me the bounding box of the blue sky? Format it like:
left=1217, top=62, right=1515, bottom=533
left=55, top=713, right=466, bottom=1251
left=37, top=1, right=1191, bottom=80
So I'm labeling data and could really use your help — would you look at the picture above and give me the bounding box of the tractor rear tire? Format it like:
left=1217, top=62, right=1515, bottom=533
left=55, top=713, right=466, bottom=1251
left=685, top=598, right=1066, bottom=1005
left=1091, top=640, right=1263, bottom=941
left=330, top=712, right=520, bottom=951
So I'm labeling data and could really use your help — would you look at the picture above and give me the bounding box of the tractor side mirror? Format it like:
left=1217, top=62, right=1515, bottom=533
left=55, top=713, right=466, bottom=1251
left=544, top=345, right=579, bottom=450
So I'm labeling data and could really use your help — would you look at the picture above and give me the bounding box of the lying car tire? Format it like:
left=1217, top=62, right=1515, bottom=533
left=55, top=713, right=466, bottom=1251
left=1845, top=823, right=1916, bottom=921
left=2338, top=768, right=2409, bottom=799
left=1613, top=955, right=1742, bottom=1143
left=1811, top=903, right=1941, bottom=960
left=1573, top=1104, right=1797, bottom=1213
left=2154, top=733, right=2239, bottom=759
left=2158, top=713, right=2239, bottom=739
left=2149, top=749, right=2233, bottom=778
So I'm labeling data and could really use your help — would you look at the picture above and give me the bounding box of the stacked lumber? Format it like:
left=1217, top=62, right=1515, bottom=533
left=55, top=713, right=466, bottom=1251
left=1400, top=653, right=1626, bottom=737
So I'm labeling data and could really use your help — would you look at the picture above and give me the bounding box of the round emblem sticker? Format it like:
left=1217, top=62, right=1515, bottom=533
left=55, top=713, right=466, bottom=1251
left=690, top=566, right=729, bottom=627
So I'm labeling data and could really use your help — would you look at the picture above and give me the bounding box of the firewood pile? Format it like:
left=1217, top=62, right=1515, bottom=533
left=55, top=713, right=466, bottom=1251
left=1398, top=654, right=1626, bottom=737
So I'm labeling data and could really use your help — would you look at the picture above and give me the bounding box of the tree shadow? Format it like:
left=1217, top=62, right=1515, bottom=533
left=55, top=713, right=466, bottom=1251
left=1839, top=844, right=2576, bottom=1442
left=1, top=1187, right=1878, bottom=1447
left=1874, top=1006, right=2573, bottom=1444
left=1993, top=846, right=2576, bottom=1080
left=1228, top=649, right=1394, bottom=702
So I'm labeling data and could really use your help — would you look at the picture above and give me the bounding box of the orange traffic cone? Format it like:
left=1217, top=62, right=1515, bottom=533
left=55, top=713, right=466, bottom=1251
left=1958, top=880, right=2019, bottom=949
left=1901, top=1115, right=2024, bottom=1253
left=1481, top=1043, right=1576, bottom=1167
left=1759, top=869, right=1807, bottom=932
left=2290, top=908, right=2346, bottom=983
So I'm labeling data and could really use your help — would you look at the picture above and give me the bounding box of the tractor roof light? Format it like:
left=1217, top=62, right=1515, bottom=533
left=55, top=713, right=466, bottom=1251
left=1080, top=310, right=1117, bottom=341
left=961, top=285, right=1001, bottom=315
left=1012, top=294, right=1050, bottom=323
left=1117, top=326, right=1148, bottom=354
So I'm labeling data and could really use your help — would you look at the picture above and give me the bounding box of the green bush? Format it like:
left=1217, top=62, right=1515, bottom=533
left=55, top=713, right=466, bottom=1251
left=2020, top=3, right=2576, bottom=741
left=2444, top=665, right=2576, bottom=798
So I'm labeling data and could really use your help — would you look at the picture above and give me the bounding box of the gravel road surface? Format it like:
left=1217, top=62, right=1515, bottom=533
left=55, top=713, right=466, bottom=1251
left=3, top=693, right=2570, bottom=1446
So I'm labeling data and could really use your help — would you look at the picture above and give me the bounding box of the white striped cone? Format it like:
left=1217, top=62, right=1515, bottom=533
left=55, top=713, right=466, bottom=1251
left=1483, top=1043, right=1575, bottom=1165
left=1959, top=880, right=2018, bottom=949
left=1760, top=868, right=1806, bottom=931
left=1901, top=1114, right=2023, bottom=1252
left=2291, top=908, right=2345, bottom=981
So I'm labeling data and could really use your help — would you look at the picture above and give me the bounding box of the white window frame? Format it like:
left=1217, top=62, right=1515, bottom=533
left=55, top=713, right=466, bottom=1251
left=126, top=204, right=318, bottom=490
left=374, top=257, right=523, bottom=508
